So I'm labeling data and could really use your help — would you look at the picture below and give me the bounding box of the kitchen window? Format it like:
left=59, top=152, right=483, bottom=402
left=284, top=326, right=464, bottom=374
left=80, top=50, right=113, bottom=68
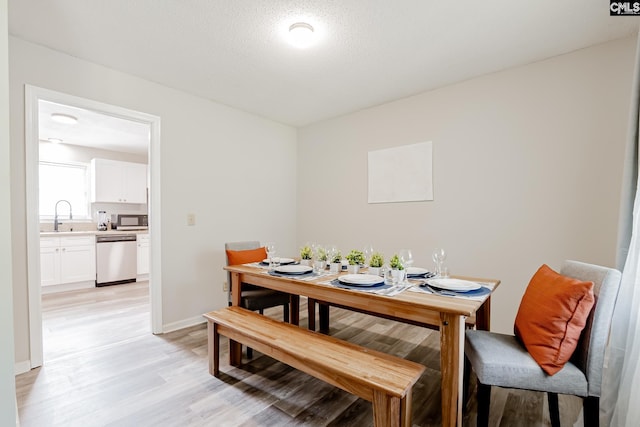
left=39, top=161, right=90, bottom=219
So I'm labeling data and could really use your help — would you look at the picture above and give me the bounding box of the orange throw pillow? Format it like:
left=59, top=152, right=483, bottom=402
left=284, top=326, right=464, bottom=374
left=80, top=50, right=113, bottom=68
left=514, top=264, right=595, bottom=375
left=226, top=247, right=267, bottom=265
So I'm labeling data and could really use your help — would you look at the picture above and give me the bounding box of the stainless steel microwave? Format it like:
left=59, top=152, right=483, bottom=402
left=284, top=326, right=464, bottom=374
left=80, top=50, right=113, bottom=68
left=111, top=214, right=148, bottom=230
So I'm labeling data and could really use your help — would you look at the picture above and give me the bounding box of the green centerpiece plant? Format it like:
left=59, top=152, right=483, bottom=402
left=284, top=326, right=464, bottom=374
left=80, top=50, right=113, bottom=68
left=346, top=249, right=365, bottom=265
left=389, top=254, right=405, bottom=284
left=330, top=250, right=342, bottom=273
left=389, top=254, right=404, bottom=270
left=314, top=246, right=328, bottom=272
left=369, top=252, right=384, bottom=268
left=316, top=247, right=328, bottom=262
left=368, top=252, right=385, bottom=276
left=300, top=245, right=313, bottom=266
left=345, top=249, right=365, bottom=274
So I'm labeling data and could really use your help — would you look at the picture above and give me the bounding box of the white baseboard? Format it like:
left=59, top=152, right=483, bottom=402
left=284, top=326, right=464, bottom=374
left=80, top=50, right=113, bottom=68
left=162, top=315, right=206, bottom=333
left=41, top=280, right=94, bottom=295
left=14, top=360, right=31, bottom=375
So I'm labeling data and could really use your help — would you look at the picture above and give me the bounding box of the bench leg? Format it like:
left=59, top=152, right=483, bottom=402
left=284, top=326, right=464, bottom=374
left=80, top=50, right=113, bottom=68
left=400, top=391, right=412, bottom=427
left=229, top=338, right=242, bottom=367
left=372, top=390, right=403, bottom=427
left=308, top=298, right=317, bottom=331
left=207, top=321, right=220, bottom=377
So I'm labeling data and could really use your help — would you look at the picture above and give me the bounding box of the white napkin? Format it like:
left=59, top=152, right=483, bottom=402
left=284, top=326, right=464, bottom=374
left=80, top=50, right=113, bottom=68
left=320, top=279, right=411, bottom=296
left=408, top=284, right=490, bottom=301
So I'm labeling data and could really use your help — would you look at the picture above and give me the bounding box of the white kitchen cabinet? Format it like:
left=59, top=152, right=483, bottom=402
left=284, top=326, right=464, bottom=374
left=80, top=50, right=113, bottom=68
left=40, top=235, right=96, bottom=290
left=137, top=233, right=150, bottom=277
left=40, top=238, right=60, bottom=287
left=91, top=158, right=147, bottom=204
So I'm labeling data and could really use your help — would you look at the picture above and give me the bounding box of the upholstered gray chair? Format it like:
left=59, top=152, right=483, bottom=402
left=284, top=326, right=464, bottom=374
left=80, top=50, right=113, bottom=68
left=465, top=260, right=621, bottom=427
left=225, top=241, right=297, bottom=357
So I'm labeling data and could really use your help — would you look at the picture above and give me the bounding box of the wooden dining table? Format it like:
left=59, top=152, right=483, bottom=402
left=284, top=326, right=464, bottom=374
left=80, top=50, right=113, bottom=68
left=225, top=263, right=500, bottom=427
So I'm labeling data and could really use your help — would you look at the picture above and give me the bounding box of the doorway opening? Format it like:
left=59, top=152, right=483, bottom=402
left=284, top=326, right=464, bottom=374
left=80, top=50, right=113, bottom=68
left=25, top=86, right=163, bottom=368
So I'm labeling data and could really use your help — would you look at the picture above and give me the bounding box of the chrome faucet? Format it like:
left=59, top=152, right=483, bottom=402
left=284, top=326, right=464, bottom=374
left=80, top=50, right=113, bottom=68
left=54, top=200, right=72, bottom=232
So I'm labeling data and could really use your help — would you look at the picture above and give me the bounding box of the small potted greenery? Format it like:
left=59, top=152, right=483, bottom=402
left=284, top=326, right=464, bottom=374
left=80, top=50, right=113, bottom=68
left=368, top=252, right=384, bottom=276
left=330, top=250, right=342, bottom=273
left=345, top=249, right=365, bottom=274
left=314, top=246, right=328, bottom=272
left=388, top=254, right=405, bottom=284
left=300, top=245, right=313, bottom=266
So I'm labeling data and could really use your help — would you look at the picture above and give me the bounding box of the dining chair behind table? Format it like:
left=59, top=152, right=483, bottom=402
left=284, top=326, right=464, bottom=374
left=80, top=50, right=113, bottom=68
left=224, top=241, right=296, bottom=358
left=465, top=260, right=621, bottom=427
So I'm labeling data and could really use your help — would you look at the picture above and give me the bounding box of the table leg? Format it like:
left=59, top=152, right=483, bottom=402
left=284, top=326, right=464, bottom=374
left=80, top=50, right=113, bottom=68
left=475, top=296, right=491, bottom=331
left=229, top=272, right=242, bottom=366
left=440, top=312, right=464, bottom=427
left=290, top=295, right=300, bottom=325
left=319, top=303, right=330, bottom=334
left=308, top=298, right=317, bottom=331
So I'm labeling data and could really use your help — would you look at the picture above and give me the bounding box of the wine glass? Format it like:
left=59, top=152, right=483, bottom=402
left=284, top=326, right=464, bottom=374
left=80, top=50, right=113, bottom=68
left=432, top=248, right=446, bottom=277
left=265, top=242, right=276, bottom=269
left=314, top=245, right=327, bottom=273
left=308, top=242, right=318, bottom=259
left=399, top=249, right=413, bottom=284
left=363, top=244, right=374, bottom=266
left=326, top=244, right=337, bottom=263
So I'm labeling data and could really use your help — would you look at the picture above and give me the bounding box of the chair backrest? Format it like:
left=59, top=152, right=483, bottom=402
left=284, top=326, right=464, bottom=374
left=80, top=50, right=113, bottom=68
left=560, top=260, right=621, bottom=397
left=224, top=241, right=261, bottom=302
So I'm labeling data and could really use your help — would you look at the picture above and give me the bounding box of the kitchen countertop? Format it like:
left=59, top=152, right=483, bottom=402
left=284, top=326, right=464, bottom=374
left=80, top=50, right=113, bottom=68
left=40, top=230, right=149, bottom=237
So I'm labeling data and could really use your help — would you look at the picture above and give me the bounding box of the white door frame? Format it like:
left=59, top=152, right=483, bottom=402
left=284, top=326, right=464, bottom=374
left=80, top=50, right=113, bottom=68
left=25, top=85, right=163, bottom=368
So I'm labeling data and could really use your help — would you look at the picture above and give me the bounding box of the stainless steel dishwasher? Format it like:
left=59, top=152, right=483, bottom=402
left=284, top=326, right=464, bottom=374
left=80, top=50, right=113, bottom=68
left=96, top=234, right=137, bottom=286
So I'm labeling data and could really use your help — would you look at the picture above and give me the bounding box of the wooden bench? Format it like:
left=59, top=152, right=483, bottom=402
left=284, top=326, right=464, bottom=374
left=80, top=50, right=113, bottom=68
left=203, top=306, right=426, bottom=427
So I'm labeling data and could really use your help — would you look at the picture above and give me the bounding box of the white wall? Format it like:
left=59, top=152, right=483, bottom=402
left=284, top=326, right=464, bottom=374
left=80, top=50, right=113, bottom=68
left=297, top=36, right=635, bottom=333
left=1, top=1, right=17, bottom=424
left=9, top=37, right=298, bottom=365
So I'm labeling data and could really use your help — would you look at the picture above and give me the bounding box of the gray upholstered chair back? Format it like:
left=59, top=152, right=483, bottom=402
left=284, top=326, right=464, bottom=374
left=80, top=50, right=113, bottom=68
left=225, top=241, right=261, bottom=302
left=559, top=260, right=621, bottom=397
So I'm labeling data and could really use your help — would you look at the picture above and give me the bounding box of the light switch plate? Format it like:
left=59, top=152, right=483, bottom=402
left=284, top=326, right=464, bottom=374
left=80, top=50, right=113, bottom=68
left=187, top=213, right=196, bottom=226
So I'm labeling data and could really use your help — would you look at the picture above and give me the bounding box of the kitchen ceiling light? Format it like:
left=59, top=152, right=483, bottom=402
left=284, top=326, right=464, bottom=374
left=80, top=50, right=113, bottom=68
left=288, top=22, right=315, bottom=48
left=51, top=113, right=78, bottom=124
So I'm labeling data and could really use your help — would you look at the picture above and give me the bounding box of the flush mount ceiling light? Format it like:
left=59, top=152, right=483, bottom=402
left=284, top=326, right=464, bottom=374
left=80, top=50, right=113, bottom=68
left=51, top=113, right=78, bottom=125
left=288, top=22, right=315, bottom=48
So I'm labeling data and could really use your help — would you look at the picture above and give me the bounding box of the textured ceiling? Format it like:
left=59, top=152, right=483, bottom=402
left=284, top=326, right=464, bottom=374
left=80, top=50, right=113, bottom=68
left=9, top=1, right=640, bottom=129
left=39, top=100, right=150, bottom=155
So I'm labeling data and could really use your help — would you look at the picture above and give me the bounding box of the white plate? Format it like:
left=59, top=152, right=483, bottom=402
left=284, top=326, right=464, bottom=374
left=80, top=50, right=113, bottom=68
left=338, top=274, right=385, bottom=287
left=262, top=257, right=295, bottom=265
left=406, top=267, right=431, bottom=276
left=275, top=264, right=313, bottom=274
left=427, top=278, right=481, bottom=291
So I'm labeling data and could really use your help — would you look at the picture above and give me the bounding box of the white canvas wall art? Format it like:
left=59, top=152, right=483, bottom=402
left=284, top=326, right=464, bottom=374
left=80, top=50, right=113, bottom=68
left=367, top=141, right=433, bottom=203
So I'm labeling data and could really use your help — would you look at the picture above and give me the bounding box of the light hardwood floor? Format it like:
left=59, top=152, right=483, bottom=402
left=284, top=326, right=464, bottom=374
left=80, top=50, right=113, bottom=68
left=16, top=282, right=582, bottom=426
